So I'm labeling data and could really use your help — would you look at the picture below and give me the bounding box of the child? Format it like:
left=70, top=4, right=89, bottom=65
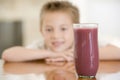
left=2, top=1, right=79, bottom=62
left=2, top=1, right=120, bottom=62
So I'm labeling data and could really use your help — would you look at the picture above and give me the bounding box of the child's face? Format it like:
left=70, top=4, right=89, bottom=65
left=41, top=12, right=74, bottom=52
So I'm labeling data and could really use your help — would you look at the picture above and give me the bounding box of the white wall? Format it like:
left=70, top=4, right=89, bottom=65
left=70, top=0, right=120, bottom=45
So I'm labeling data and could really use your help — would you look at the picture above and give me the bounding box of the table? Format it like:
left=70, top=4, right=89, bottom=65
left=0, top=60, right=120, bottom=80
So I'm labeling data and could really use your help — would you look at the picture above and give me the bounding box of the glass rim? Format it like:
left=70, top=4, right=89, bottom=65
left=73, top=23, right=98, bottom=29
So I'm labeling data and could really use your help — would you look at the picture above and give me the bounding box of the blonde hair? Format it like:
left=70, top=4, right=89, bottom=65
left=40, top=1, right=80, bottom=29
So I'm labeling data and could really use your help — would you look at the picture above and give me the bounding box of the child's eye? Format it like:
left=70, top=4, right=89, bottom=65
left=46, top=28, right=52, bottom=32
left=61, top=28, right=67, bottom=31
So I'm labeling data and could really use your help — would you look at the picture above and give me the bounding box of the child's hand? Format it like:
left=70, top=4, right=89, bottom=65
left=45, top=49, right=74, bottom=62
left=45, top=55, right=73, bottom=62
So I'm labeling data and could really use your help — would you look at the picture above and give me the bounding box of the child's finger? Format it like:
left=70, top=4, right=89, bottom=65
left=49, top=53, right=69, bottom=61
left=66, top=57, right=74, bottom=62
left=46, top=57, right=73, bottom=62
left=66, top=53, right=74, bottom=57
left=46, top=57, right=65, bottom=62
left=45, top=58, right=51, bottom=62
left=60, top=55, right=73, bottom=62
left=46, top=53, right=74, bottom=62
left=51, top=57, right=65, bottom=62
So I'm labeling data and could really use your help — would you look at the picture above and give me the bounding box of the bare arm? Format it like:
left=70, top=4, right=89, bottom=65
left=4, top=44, right=119, bottom=62
left=99, top=44, right=120, bottom=60
left=45, top=48, right=74, bottom=62
left=2, top=46, right=66, bottom=62
left=47, top=44, right=120, bottom=61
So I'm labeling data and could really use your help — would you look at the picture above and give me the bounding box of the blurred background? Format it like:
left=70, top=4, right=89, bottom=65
left=0, top=0, right=120, bottom=58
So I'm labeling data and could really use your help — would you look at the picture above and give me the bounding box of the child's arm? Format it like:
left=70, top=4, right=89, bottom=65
left=45, top=44, right=120, bottom=62
left=45, top=48, right=74, bottom=62
left=99, top=44, right=120, bottom=60
left=2, top=46, right=68, bottom=62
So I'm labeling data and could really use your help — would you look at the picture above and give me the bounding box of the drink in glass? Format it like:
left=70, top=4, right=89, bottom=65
left=73, top=23, right=99, bottom=78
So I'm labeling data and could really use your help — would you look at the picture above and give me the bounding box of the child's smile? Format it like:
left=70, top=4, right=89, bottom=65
left=52, top=41, right=65, bottom=47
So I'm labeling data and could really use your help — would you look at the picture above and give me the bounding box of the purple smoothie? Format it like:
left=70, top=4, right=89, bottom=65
left=74, top=27, right=99, bottom=77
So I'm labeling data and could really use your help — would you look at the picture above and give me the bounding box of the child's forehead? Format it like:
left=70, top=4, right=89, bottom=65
left=43, top=11, right=72, bottom=19
left=43, top=12, right=72, bottom=22
left=45, top=24, right=71, bottom=27
left=41, top=11, right=73, bottom=28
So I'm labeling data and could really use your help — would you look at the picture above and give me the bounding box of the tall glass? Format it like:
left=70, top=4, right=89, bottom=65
left=73, top=23, right=99, bottom=78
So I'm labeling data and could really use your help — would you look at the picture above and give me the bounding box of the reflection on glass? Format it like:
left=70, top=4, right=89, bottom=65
left=78, top=77, right=96, bottom=80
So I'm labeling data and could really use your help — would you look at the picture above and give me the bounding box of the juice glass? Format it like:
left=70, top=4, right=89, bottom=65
left=73, top=23, right=99, bottom=78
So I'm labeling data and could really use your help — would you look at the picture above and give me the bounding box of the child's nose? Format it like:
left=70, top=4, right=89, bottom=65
left=52, top=31, right=62, bottom=39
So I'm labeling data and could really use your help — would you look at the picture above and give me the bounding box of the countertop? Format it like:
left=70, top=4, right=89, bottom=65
left=0, top=60, right=120, bottom=80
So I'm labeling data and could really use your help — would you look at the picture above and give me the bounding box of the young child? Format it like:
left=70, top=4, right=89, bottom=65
left=2, top=1, right=79, bottom=62
left=2, top=1, right=120, bottom=62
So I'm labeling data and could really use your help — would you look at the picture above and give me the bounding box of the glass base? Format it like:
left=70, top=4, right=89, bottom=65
left=78, top=75, right=95, bottom=79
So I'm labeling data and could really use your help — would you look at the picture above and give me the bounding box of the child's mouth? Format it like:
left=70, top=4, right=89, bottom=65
left=52, top=41, right=64, bottom=47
